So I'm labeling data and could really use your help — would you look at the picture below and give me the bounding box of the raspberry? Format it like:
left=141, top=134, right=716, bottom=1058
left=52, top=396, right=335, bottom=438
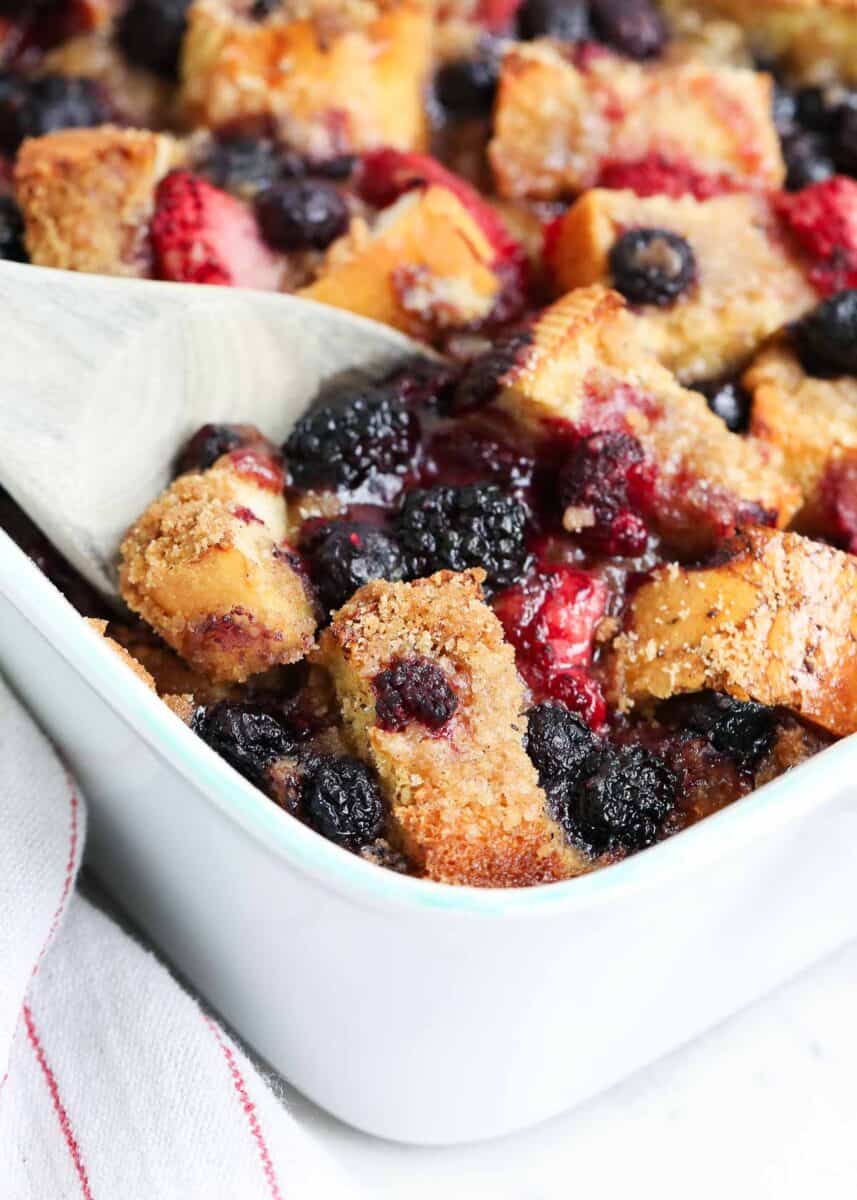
left=452, top=330, right=533, bottom=414
left=517, top=0, right=590, bottom=42
left=303, top=521, right=405, bottom=612
left=792, top=289, right=857, bottom=376
left=117, top=0, right=191, bottom=78
left=254, top=180, right=348, bottom=251
left=775, top=177, right=857, bottom=294
left=150, top=170, right=281, bottom=289
left=609, top=227, right=696, bottom=307
left=569, top=746, right=677, bottom=853
left=677, top=691, right=777, bottom=765
left=590, top=0, right=667, bottom=60
left=691, top=378, right=752, bottom=434
left=301, top=755, right=384, bottom=850
left=373, top=656, right=458, bottom=732
left=0, top=74, right=108, bottom=154
left=284, top=383, right=418, bottom=491
left=395, top=484, right=529, bottom=590
left=0, top=195, right=26, bottom=262
left=175, top=423, right=262, bottom=474
left=558, top=432, right=654, bottom=556
left=524, top=701, right=601, bottom=797
left=597, top=155, right=737, bottom=200
left=192, top=701, right=297, bottom=785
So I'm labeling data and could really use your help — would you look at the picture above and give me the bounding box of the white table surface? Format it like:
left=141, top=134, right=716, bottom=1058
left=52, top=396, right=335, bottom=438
left=277, top=938, right=857, bottom=1199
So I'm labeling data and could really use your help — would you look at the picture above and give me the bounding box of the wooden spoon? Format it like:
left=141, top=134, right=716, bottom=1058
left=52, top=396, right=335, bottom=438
left=0, top=263, right=430, bottom=597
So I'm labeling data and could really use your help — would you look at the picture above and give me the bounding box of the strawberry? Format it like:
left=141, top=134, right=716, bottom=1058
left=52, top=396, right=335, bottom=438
left=150, top=170, right=281, bottom=290
left=774, top=176, right=857, bottom=295
left=596, top=154, right=737, bottom=201
left=358, top=148, right=528, bottom=290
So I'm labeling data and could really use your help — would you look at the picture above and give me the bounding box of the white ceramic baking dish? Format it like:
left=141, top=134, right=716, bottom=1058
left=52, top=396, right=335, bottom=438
left=3, top=528, right=857, bottom=1144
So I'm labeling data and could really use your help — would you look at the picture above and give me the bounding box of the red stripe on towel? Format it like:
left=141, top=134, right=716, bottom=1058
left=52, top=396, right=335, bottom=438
left=33, top=772, right=81, bottom=977
left=206, top=1017, right=283, bottom=1200
left=24, top=1004, right=94, bottom=1200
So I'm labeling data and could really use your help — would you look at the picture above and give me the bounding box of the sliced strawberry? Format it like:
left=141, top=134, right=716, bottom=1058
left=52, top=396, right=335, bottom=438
left=597, top=155, right=738, bottom=201
left=150, top=170, right=281, bottom=290
left=359, top=148, right=528, bottom=283
left=774, top=176, right=857, bottom=295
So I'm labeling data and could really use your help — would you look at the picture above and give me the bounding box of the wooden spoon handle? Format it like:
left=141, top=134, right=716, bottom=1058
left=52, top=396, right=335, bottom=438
left=0, top=263, right=423, bottom=596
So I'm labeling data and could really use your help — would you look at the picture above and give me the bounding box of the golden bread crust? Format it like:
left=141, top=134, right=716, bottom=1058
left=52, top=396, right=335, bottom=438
left=14, top=125, right=180, bottom=276
left=745, top=343, right=857, bottom=533
left=299, top=188, right=501, bottom=337
left=119, top=459, right=317, bottom=683
left=180, top=0, right=432, bottom=155
left=84, top=617, right=158, bottom=690
left=489, top=42, right=783, bottom=200
left=610, top=527, right=857, bottom=735
left=318, top=569, right=589, bottom=887
left=550, top=190, right=817, bottom=381
left=494, top=287, right=801, bottom=553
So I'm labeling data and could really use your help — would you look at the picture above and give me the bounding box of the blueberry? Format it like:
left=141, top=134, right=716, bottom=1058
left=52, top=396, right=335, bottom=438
left=516, top=0, right=591, bottom=42
left=590, top=0, right=667, bottom=60
left=255, top=179, right=348, bottom=251
left=301, top=755, right=384, bottom=850
left=395, top=483, right=529, bottom=591
left=303, top=521, right=405, bottom=612
left=117, top=0, right=192, bottom=79
left=525, top=701, right=601, bottom=797
left=793, top=290, right=857, bottom=377
left=0, top=195, right=27, bottom=262
left=175, top=423, right=258, bottom=474
left=373, top=656, right=458, bottom=732
left=565, top=745, right=678, bottom=854
left=202, top=135, right=283, bottom=194
left=0, top=74, right=109, bottom=154
left=284, top=383, right=418, bottom=491
left=692, top=378, right=752, bottom=433
left=609, top=227, right=696, bottom=307
left=434, top=54, right=499, bottom=120
left=193, top=701, right=297, bottom=785
left=782, top=129, right=835, bottom=191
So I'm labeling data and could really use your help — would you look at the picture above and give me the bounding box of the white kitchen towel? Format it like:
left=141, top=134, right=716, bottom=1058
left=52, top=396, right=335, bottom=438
left=0, top=676, right=359, bottom=1199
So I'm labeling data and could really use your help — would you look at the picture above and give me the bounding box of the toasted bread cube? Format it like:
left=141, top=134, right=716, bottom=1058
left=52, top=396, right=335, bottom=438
left=746, top=343, right=857, bottom=534
left=489, top=42, right=783, bottom=201
left=318, top=569, right=589, bottom=886
left=492, top=286, right=800, bottom=554
left=610, top=526, right=857, bottom=735
left=180, top=0, right=431, bottom=157
left=83, top=618, right=158, bottom=690
left=14, top=126, right=181, bottom=276
left=662, top=0, right=857, bottom=85
left=299, top=187, right=502, bottom=337
left=120, top=457, right=317, bottom=683
left=550, top=190, right=817, bottom=381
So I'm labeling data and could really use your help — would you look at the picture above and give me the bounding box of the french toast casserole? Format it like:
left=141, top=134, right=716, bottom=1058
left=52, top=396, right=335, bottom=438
left=4, top=0, right=857, bottom=886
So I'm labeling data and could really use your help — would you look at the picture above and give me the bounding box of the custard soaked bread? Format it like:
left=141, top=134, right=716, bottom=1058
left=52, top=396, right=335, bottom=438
left=489, top=287, right=800, bottom=554
left=548, top=190, right=817, bottom=381
left=489, top=41, right=783, bottom=201
left=610, top=527, right=857, bottom=737
left=120, top=453, right=317, bottom=683
left=319, top=570, right=589, bottom=886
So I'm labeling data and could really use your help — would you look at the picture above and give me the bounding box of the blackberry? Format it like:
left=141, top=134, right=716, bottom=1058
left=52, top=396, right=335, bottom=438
left=395, top=484, right=529, bottom=590
left=609, top=227, right=696, bottom=307
left=193, top=701, right=297, bottom=785
left=255, top=179, right=348, bottom=251
left=680, top=691, right=777, bottom=765
left=834, top=107, right=857, bottom=177
left=284, top=383, right=418, bottom=491
left=117, top=0, right=192, bottom=79
left=304, top=521, right=405, bottom=612
left=452, top=330, right=533, bottom=414
left=792, top=290, right=857, bottom=377
left=590, top=0, right=666, bottom=60
left=301, top=755, right=384, bottom=850
left=0, top=75, right=108, bottom=155
left=772, top=82, right=798, bottom=136
left=692, top=378, right=752, bottom=433
left=434, top=54, right=499, bottom=120
left=782, top=130, right=835, bottom=191
left=175, top=422, right=256, bottom=474
left=558, top=431, right=651, bottom=556
left=384, top=356, right=460, bottom=414
left=517, top=0, right=591, bottom=42
left=0, top=195, right=27, bottom=262
left=202, top=135, right=283, bottom=195
left=795, top=85, right=846, bottom=134
left=565, top=745, right=678, bottom=854
left=525, top=701, right=601, bottom=796
left=373, top=656, right=458, bottom=732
